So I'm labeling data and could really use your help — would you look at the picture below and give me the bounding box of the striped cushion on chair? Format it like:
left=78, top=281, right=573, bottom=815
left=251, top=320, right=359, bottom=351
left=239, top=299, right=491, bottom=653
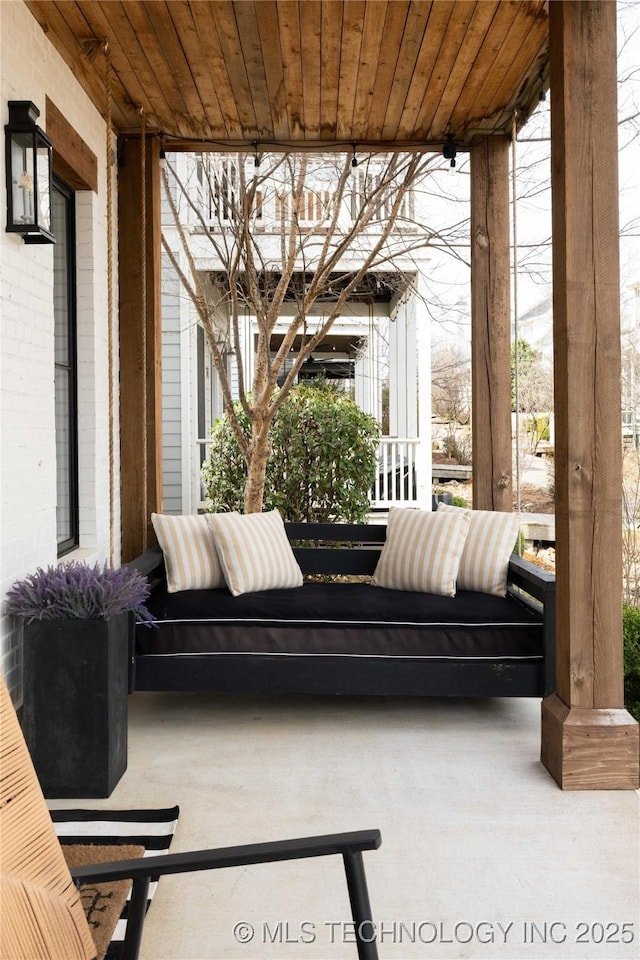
left=151, top=513, right=227, bottom=593
left=437, top=503, right=521, bottom=596
left=372, top=506, right=470, bottom=597
left=206, top=509, right=303, bottom=597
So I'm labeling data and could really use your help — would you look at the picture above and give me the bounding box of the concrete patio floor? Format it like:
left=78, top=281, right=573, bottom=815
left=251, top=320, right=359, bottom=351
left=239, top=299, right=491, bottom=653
left=51, top=693, right=639, bottom=960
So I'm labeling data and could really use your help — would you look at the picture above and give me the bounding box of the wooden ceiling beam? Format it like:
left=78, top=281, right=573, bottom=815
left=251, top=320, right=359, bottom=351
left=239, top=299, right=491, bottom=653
left=318, top=0, right=342, bottom=140
left=349, top=0, right=387, bottom=141
left=188, top=1, right=239, bottom=139
left=446, top=3, right=518, bottom=138
left=380, top=1, right=432, bottom=142
left=211, top=0, right=260, bottom=138
left=253, top=1, right=289, bottom=142
left=276, top=0, right=305, bottom=140
left=75, top=0, right=158, bottom=127
left=234, top=1, right=277, bottom=141
left=420, top=2, right=476, bottom=142
left=429, top=2, right=499, bottom=142
left=161, top=1, right=227, bottom=137
left=26, top=1, right=122, bottom=127
left=335, top=0, right=366, bottom=143
left=25, top=1, right=549, bottom=145
left=297, top=0, right=322, bottom=140
left=469, top=4, right=547, bottom=135
left=142, top=1, right=208, bottom=137
left=396, top=1, right=449, bottom=143
left=365, top=1, right=411, bottom=141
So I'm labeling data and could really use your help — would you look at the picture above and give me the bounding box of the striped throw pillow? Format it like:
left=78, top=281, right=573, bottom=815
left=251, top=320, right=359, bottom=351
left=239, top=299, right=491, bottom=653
left=372, top=506, right=470, bottom=596
left=151, top=513, right=226, bottom=593
left=437, top=503, right=521, bottom=596
left=206, top=510, right=303, bottom=597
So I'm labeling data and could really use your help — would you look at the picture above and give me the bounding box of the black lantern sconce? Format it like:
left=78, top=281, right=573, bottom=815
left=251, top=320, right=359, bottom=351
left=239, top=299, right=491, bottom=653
left=5, top=101, right=55, bottom=244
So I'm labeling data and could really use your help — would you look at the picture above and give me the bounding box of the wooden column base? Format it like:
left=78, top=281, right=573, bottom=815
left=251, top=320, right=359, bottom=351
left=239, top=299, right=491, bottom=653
left=541, top=694, right=640, bottom=790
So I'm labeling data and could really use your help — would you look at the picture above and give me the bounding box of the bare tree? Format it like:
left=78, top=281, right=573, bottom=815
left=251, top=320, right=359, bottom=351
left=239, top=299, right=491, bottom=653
left=162, top=151, right=462, bottom=512
left=431, top=343, right=471, bottom=425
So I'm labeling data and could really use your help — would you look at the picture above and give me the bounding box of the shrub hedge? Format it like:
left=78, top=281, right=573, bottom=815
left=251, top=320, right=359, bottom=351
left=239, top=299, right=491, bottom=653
left=623, top=603, right=640, bottom=721
left=202, top=380, right=380, bottom=523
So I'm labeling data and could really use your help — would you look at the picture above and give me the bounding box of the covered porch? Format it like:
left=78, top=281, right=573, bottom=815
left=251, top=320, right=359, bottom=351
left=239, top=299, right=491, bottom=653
left=49, top=691, right=640, bottom=959
left=22, top=0, right=640, bottom=791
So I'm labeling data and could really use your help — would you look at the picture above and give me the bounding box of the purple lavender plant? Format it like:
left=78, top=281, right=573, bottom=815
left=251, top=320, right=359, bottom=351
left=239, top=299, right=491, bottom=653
left=6, top=562, right=156, bottom=626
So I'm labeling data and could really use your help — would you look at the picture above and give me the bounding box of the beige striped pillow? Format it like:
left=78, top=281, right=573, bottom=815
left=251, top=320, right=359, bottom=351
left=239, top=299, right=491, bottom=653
left=437, top=503, right=521, bottom=596
left=206, top=510, right=303, bottom=597
left=151, top=513, right=226, bottom=593
left=372, top=506, right=470, bottom=596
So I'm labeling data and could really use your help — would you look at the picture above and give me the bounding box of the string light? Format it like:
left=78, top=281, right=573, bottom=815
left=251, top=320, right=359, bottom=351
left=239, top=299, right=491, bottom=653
left=443, top=134, right=456, bottom=169
left=538, top=73, right=547, bottom=102
left=351, top=142, right=358, bottom=170
left=253, top=140, right=261, bottom=169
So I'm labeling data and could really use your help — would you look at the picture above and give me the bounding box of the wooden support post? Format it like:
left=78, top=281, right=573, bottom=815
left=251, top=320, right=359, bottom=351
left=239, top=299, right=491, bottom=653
left=118, top=135, right=162, bottom=562
left=542, top=0, right=639, bottom=789
left=470, top=137, right=513, bottom=512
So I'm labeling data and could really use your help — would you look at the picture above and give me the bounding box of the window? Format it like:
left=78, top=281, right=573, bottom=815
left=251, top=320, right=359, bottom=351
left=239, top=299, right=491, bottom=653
left=52, top=178, right=78, bottom=555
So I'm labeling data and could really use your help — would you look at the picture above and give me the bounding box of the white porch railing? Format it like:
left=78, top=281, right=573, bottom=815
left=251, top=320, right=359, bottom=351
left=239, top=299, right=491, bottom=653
left=371, top=437, right=421, bottom=509
left=199, top=158, right=415, bottom=234
left=194, top=436, right=422, bottom=513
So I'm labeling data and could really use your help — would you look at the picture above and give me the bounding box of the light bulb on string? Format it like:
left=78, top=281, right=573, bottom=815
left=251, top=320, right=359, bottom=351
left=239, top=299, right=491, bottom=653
left=443, top=134, right=456, bottom=174
left=351, top=142, right=358, bottom=176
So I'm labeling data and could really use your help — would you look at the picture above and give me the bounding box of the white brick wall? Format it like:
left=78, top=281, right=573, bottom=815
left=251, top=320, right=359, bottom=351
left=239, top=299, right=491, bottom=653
left=0, top=0, right=120, bottom=703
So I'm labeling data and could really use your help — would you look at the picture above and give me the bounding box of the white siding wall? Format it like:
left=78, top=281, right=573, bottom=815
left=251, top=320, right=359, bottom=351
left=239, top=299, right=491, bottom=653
left=161, top=252, right=184, bottom=514
left=0, top=0, right=117, bottom=702
left=160, top=156, right=198, bottom=514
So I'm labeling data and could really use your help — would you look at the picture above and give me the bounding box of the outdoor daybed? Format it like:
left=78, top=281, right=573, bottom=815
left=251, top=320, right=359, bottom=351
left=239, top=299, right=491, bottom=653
left=128, top=511, right=556, bottom=699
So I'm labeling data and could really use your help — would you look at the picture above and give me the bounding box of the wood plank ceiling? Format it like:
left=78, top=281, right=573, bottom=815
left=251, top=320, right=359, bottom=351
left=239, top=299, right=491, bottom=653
left=25, top=0, right=549, bottom=151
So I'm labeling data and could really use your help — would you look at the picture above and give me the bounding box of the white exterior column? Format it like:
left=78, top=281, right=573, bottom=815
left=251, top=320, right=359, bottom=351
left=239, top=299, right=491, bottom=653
left=388, top=292, right=417, bottom=438
left=354, top=328, right=380, bottom=420
left=414, top=276, right=432, bottom=509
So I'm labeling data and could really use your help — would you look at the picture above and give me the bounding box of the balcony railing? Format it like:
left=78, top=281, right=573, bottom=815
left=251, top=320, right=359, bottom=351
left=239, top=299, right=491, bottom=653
left=371, top=438, right=420, bottom=509
left=194, top=435, right=422, bottom=514
left=199, top=159, right=415, bottom=233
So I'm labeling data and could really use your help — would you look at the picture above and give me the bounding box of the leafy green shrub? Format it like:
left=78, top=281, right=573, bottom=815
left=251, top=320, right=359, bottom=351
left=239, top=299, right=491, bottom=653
left=202, top=380, right=380, bottom=522
left=623, top=604, right=640, bottom=721
left=200, top=404, right=251, bottom=514
left=451, top=494, right=468, bottom=508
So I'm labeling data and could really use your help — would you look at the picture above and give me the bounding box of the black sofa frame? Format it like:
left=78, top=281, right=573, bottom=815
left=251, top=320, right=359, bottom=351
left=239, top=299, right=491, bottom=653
left=128, top=521, right=556, bottom=699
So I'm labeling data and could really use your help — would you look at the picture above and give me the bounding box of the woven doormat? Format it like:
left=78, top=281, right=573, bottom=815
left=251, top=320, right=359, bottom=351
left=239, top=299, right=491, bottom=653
left=52, top=806, right=180, bottom=960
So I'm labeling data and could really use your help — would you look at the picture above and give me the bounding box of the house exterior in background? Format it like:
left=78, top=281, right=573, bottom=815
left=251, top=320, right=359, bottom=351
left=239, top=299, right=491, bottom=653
left=160, top=152, right=433, bottom=515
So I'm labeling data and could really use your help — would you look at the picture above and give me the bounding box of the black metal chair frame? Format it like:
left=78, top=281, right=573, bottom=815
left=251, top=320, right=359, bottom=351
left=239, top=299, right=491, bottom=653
left=71, top=829, right=382, bottom=960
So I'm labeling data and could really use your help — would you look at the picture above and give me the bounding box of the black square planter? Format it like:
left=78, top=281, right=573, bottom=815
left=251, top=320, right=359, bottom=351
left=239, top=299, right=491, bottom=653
left=21, top=613, right=131, bottom=799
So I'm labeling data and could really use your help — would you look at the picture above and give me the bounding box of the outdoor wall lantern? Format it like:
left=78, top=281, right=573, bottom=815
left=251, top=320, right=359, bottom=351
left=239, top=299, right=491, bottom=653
left=5, top=101, right=55, bottom=244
